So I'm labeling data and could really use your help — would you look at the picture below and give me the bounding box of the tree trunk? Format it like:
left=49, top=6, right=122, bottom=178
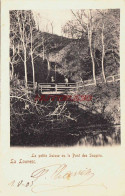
left=24, top=46, right=28, bottom=88
left=47, top=59, right=50, bottom=82
left=10, top=63, right=14, bottom=79
left=11, top=63, right=14, bottom=78
left=88, top=10, right=96, bottom=85
left=22, top=22, right=28, bottom=89
left=51, top=22, right=53, bottom=34
left=17, top=11, right=28, bottom=89
left=13, top=44, right=15, bottom=56
left=101, top=23, right=106, bottom=83
left=18, top=44, right=19, bottom=54
left=31, top=51, right=35, bottom=86
left=55, top=64, right=56, bottom=82
left=30, top=26, right=35, bottom=87
left=89, top=30, right=96, bottom=85
left=42, top=37, right=45, bottom=61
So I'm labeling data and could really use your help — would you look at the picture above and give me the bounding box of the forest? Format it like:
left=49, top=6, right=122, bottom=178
left=10, top=9, right=120, bottom=146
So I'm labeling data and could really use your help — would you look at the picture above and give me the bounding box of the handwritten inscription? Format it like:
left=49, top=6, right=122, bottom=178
left=8, top=163, right=107, bottom=193
left=31, top=163, right=93, bottom=180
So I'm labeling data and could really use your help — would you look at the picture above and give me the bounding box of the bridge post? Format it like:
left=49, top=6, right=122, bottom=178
left=76, top=82, right=79, bottom=92
left=55, top=84, right=57, bottom=93
left=41, top=86, right=42, bottom=93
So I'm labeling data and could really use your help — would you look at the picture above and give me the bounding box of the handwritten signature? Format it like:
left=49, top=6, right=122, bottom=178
left=8, top=163, right=107, bottom=193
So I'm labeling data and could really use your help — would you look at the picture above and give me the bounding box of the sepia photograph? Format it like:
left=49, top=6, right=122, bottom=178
left=1, top=1, right=125, bottom=195
left=10, top=9, right=120, bottom=147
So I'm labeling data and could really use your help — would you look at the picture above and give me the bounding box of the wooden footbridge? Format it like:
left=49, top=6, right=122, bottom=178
left=27, top=74, right=120, bottom=94
left=38, top=83, right=77, bottom=94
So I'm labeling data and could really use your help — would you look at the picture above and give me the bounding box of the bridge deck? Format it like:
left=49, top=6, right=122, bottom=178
left=27, top=74, right=120, bottom=94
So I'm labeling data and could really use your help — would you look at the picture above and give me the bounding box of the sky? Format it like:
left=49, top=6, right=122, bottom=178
left=33, top=10, right=73, bottom=36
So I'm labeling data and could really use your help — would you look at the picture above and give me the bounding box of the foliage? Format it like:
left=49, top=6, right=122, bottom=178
left=62, top=9, right=120, bottom=81
left=10, top=10, right=120, bottom=146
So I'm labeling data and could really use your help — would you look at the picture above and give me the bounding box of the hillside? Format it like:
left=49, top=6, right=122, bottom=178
left=13, top=31, right=119, bottom=84
left=35, top=32, right=120, bottom=82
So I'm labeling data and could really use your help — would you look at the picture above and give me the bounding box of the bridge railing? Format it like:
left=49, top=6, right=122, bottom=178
left=19, top=74, right=120, bottom=93
left=77, top=74, right=120, bottom=87
left=106, top=74, right=120, bottom=82
left=37, top=74, right=120, bottom=93
left=38, top=83, right=77, bottom=93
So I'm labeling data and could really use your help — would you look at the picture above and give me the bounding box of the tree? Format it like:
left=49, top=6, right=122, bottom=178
left=9, top=41, right=20, bottom=79
left=16, top=11, right=29, bottom=88
left=33, top=12, right=56, bottom=81
left=10, top=10, right=43, bottom=88
left=28, top=13, right=43, bottom=87
left=93, top=9, right=120, bottom=82
left=93, top=10, right=107, bottom=83
left=87, top=10, right=96, bottom=85
left=10, top=10, right=32, bottom=88
left=62, top=9, right=97, bottom=85
left=10, top=11, right=21, bottom=79
left=62, top=9, right=120, bottom=83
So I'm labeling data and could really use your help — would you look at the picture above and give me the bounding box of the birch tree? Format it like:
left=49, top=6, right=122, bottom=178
left=10, top=11, right=21, bottom=79
left=33, top=12, right=55, bottom=80
left=94, top=9, right=120, bottom=82
left=10, top=10, right=43, bottom=88
left=28, top=13, right=42, bottom=87
left=101, top=22, right=106, bottom=82
left=10, top=40, right=20, bottom=79
left=15, top=11, right=29, bottom=88
left=63, top=9, right=97, bottom=85
left=94, top=10, right=107, bottom=83
left=62, top=9, right=120, bottom=84
left=87, top=10, right=96, bottom=85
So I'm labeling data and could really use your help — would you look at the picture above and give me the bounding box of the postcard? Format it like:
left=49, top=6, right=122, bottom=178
left=0, top=0, right=125, bottom=195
